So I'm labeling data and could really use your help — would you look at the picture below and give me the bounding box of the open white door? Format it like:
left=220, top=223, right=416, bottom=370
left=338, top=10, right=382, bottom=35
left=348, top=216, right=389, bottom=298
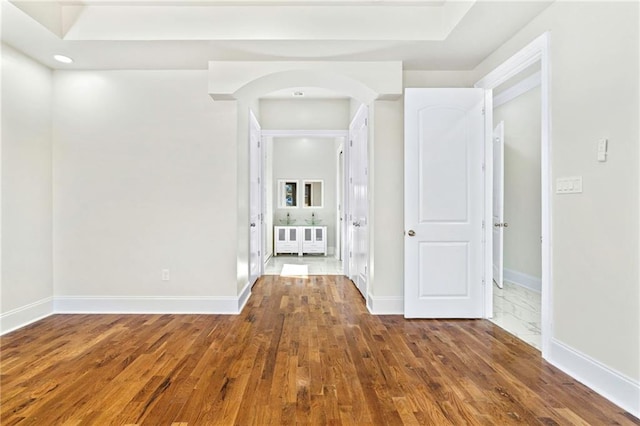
left=249, top=110, right=262, bottom=286
left=492, top=121, right=505, bottom=289
left=348, top=105, right=368, bottom=298
left=404, top=89, right=485, bottom=318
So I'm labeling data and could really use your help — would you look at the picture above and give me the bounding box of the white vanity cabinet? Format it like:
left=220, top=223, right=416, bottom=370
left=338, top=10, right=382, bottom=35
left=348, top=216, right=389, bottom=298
left=274, top=226, right=327, bottom=256
left=302, top=226, right=327, bottom=255
left=274, top=226, right=300, bottom=255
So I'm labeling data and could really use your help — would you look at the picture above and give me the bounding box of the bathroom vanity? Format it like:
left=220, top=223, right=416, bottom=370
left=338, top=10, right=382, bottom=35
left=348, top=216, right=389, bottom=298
left=274, top=226, right=327, bottom=256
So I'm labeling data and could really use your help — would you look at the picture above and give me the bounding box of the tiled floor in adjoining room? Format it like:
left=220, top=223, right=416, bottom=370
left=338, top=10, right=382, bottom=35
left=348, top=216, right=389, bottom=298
left=264, top=254, right=343, bottom=276
left=490, top=281, right=542, bottom=350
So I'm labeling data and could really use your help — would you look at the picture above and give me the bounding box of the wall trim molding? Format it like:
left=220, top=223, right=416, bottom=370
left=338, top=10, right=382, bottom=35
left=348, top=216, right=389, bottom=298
left=367, top=295, right=404, bottom=315
left=54, top=295, right=245, bottom=315
left=0, top=297, right=54, bottom=335
left=548, top=338, right=640, bottom=418
left=493, top=71, right=541, bottom=108
left=503, top=268, right=542, bottom=293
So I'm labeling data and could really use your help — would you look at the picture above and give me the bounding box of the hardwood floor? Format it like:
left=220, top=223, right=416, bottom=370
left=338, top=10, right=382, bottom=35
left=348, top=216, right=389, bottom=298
left=1, top=275, right=638, bottom=425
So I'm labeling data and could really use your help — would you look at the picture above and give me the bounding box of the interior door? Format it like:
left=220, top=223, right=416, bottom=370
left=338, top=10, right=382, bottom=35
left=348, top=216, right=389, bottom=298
left=492, top=121, right=505, bottom=289
left=337, top=149, right=343, bottom=261
left=404, top=88, right=485, bottom=318
left=348, top=105, right=368, bottom=298
left=249, top=110, right=262, bottom=286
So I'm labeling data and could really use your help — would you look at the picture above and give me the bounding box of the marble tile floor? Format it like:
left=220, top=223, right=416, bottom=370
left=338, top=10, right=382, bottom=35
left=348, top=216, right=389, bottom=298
left=264, top=254, right=344, bottom=276
left=490, top=280, right=542, bottom=350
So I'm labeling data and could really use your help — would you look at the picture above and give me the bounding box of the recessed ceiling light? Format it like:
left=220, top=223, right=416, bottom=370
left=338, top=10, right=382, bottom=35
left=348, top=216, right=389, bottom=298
left=53, top=54, right=73, bottom=64
left=293, top=91, right=304, bottom=97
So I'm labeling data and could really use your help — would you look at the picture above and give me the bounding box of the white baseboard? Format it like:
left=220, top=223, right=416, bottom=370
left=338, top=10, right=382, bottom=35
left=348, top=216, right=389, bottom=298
left=54, top=295, right=244, bottom=315
left=238, top=281, right=252, bottom=313
left=0, top=297, right=54, bottom=335
left=548, top=338, right=640, bottom=418
left=367, top=295, right=404, bottom=315
left=503, top=268, right=541, bottom=293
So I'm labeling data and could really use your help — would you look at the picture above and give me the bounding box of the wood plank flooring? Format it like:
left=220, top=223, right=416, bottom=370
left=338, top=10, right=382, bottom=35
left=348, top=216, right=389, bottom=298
left=1, top=275, right=638, bottom=425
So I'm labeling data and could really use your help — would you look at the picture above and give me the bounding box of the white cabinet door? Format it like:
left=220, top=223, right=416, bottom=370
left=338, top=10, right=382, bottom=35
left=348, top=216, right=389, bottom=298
left=274, top=226, right=300, bottom=255
left=301, top=226, right=327, bottom=255
left=404, top=88, right=485, bottom=318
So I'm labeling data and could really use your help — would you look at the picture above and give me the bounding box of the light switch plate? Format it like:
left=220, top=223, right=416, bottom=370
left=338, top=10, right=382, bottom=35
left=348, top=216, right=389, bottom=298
left=597, top=138, right=608, bottom=162
left=556, top=176, right=583, bottom=194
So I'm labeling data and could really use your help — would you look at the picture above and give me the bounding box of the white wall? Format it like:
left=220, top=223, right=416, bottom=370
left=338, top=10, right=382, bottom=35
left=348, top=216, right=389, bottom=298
left=370, top=99, right=404, bottom=302
left=1, top=44, right=54, bottom=332
left=272, top=137, right=337, bottom=253
left=494, top=87, right=542, bottom=282
left=474, top=0, right=640, bottom=400
left=52, top=70, right=239, bottom=305
left=403, top=70, right=475, bottom=88
left=260, top=99, right=350, bottom=130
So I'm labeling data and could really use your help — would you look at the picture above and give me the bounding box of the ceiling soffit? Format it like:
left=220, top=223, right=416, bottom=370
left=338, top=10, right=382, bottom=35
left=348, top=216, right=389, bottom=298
left=10, top=0, right=476, bottom=41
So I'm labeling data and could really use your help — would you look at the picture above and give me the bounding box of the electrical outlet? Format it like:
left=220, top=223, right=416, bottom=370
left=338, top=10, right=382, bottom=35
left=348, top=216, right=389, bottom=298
left=161, top=269, right=170, bottom=281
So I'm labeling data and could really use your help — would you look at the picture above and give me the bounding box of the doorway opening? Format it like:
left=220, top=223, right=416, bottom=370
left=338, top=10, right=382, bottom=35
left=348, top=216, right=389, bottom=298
left=489, top=61, right=543, bottom=350
left=475, top=32, right=551, bottom=355
left=251, top=95, right=369, bottom=301
left=264, top=134, right=345, bottom=276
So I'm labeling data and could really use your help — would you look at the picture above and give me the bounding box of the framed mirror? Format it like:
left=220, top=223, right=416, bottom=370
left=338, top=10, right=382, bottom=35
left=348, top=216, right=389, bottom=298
left=278, top=180, right=298, bottom=208
left=303, top=180, right=323, bottom=208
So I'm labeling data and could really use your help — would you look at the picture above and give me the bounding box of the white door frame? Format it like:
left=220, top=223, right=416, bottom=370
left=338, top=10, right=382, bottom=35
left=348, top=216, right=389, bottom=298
left=336, top=144, right=345, bottom=261
left=475, top=32, right=552, bottom=356
left=492, top=121, right=505, bottom=289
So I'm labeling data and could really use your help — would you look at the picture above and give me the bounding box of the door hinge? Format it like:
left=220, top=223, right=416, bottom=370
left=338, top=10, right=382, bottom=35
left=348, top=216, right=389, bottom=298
left=482, top=107, right=486, bottom=115
left=350, top=140, right=353, bottom=147
left=482, top=163, right=485, bottom=172
left=257, top=177, right=261, bottom=184
left=258, top=250, right=261, bottom=257
left=365, top=118, right=368, bottom=126
left=482, top=279, right=486, bottom=286
left=257, top=141, right=260, bottom=148
left=350, top=177, right=353, bottom=184
left=482, top=220, right=485, bottom=229
left=350, top=251, right=353, bottom=258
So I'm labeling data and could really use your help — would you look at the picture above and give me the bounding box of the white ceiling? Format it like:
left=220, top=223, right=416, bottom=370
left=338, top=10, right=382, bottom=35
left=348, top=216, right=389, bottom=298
left=1, top=0, right=554, bottom=97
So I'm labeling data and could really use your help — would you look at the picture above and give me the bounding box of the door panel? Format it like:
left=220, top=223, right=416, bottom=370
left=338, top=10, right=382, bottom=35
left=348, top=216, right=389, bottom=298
left=492, top=121, right=505, bottom=288
left=419, top=108, right=470, bottom=222
left=405, top=88, right=485, bottom=318
left=419, top=242, right=469, bottom=297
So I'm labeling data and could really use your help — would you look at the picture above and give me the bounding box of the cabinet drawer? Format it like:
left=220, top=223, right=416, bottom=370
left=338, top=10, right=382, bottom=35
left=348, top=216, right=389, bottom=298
left=276, top=243, right=299, bottom=253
